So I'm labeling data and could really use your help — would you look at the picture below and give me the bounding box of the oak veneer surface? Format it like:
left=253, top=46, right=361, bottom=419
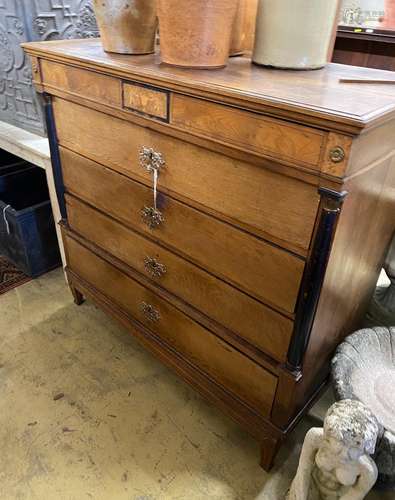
left=23, top=38, right=395, bottom=132
left=66, top=194, right=294, bottom=362
left=60, top=147, right=304, bottom=315
left=54, top=98, right=320, bottom=253
left=23, top=38, right=395, bottom=470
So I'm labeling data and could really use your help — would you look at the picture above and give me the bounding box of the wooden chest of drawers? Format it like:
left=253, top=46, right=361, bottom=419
left=23, top=39, right=395, bottom=469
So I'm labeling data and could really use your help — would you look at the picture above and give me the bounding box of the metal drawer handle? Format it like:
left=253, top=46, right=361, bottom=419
left=140, top=302, right=160, bottom=322
left=139, top=146, right=165, bottom=173
left=144, top=257, right=167, bottom=278
left=329, top=146, right=345, bottom=164
left=141, top=206, right=164, bottom=229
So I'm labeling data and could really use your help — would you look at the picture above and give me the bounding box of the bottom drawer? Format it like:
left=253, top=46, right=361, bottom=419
left=65, top=234, right=278, bottom=417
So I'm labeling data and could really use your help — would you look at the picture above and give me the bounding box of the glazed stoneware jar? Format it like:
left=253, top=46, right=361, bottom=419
left=252, top=0, right=340, bottom=69
left=157, top=0, right=238, bottom=68
left=93, top=0, right=158, bottom=54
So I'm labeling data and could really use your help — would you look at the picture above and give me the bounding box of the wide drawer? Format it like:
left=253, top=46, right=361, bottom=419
left=65, top=234, right=278, bottom=416
left=53, top=98, right=320, bottom=252
left=40, top=61, right=325, bottom=169
left=61, top=147, right=304, bottom=314
left=66, top=194, right=293, bottom=362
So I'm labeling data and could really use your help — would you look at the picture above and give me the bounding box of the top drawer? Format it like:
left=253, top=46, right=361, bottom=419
left=53, top=98, right=320, bottom=253
left=40, top=60, right=326, bottom=170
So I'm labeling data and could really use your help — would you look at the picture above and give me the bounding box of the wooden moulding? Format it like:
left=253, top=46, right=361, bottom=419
left=287, top=187, right=348, bottom=371
left=42, top=93, right=66, bottom=220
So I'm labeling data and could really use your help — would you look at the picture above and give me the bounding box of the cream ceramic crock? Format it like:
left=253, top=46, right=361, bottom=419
left=252, top=0, right=340, bottom=69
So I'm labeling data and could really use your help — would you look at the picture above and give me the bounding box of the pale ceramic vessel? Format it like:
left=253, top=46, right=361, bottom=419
left=252, top=0, right=340, bottom=69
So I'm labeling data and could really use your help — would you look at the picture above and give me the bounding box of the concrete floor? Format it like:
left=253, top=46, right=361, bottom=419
left=0, top=269, right=391, bottom=500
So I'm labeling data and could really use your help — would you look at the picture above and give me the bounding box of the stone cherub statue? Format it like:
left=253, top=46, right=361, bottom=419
left=288, top=400, right=379, bottom=500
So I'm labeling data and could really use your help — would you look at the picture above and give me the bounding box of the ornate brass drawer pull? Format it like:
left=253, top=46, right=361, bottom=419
left=140, top=302, right=160, bottom=322
left=139, top=146, right=165, bottom=173
left=144, top=257, right=167, bottom=278
left=141, top=206, right=164, bottom=229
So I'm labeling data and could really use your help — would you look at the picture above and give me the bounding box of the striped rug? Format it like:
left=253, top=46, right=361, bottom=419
left=0, top=256, right=30, bottom=295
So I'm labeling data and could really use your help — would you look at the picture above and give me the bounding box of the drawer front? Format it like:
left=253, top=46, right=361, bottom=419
left=66, top=194, right=293, bottom=362
left=61, top=147, right=305, bottom=314
left=54, top=98, right=320, bottom=252
left=40, top=60, right=121, bottom=108
left=40, top=61, right=325, bottom=170
left=65, top=234, right=278, bottom=416
left=172, top=94, right=325, bottom=169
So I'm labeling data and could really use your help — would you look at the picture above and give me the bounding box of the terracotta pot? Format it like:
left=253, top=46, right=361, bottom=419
left=252, top=0, right=340, bottom=69
left=157, top=0, right=238, bottom=68
left=230, top=0, right=247, bottom=56
left=244, top=0, right=258, bottom=52
left=382, top=0, right=395, bottom=29
left=93, top=0, right=158, bottom=55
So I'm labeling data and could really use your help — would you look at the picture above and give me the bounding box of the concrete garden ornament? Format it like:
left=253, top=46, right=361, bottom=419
left=332, top=326, right=395, bottom=490
left=288, top=400, right=379, bottom=500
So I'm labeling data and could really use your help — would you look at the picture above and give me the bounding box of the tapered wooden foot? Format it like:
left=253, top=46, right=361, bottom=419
left=70, top=285, right=84, bottom=305
left=260, top=434, right=283, bottom=472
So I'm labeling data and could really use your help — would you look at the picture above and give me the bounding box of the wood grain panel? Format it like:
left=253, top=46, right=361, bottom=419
left=61, top=147, right=305, bottom=314
left=273, top=153, right=395, bottom=426
left=66, top=194, right=293, bottom=362
left=40, top=60, right=121, bottom=108
left=55, top=98, right=320, bottom=252
left=123, top=81, right=168, bottom=120
left=172, top=94, right=325, bottom=169
left=24, top=38, right=395, bottom=135
left=321, top=132, right=352, bottom=178
left=65, top=234, right=278, bottom=416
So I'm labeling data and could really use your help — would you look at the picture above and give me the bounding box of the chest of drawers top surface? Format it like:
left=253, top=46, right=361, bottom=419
left=23, top=38, right=395, bottom=134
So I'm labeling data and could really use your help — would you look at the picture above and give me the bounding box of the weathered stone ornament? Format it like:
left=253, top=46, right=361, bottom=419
left=288, top=399, right=379, bottom=500
left=332, top=326, right=395, bottom=490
